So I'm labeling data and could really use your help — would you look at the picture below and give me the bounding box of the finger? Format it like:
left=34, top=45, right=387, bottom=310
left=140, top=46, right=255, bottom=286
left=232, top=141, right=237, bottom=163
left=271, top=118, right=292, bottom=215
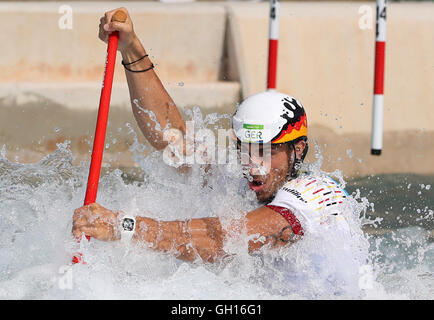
left=72, top=217, right=90, bottom=231
left=104, top=10, right=115, bottom=26
left=98, top=29, right=108, bottom=43
left=104, top=21, right=129, bottom=33
left=74, top=226, right=97, bottom=239
left=73, top=215, right=89, bottom=228
left=88, top=203, right=100, bottom=212
left=74, top=206, right=91, bottom=219
left=104, top=7, right=127, bottom=28
left=72, top=227, right=86, bottom=239
left=98, top=23, right=109, bottom=43
left=74, top=205, right=89, bottom=214
left=73, top=211, right=85, bottom=224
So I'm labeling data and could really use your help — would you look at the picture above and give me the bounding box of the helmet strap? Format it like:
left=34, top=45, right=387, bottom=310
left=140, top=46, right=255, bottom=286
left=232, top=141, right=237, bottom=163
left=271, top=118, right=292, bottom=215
left=289, top=142, right=302, bottom=179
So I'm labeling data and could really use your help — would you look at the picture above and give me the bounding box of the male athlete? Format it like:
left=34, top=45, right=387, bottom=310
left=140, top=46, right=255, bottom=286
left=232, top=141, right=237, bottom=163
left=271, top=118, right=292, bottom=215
left=73, top=8, right=354, bottom=266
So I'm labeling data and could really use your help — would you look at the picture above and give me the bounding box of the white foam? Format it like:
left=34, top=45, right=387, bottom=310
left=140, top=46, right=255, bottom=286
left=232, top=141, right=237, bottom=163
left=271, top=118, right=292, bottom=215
left=0, top=109, right=432, bottom=299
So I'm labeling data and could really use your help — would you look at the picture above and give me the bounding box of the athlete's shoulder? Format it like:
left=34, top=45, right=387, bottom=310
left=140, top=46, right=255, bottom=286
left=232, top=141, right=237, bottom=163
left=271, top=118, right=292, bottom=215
left=270, top=173, right=352, bottom=234
left=271, top=173, right=348, bottom=210
left=285, top=173, right=347, bottom=190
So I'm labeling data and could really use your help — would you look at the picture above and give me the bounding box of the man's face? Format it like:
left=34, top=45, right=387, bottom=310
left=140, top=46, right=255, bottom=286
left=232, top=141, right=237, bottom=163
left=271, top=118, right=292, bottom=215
left=238, top=141, right=292, bottom=203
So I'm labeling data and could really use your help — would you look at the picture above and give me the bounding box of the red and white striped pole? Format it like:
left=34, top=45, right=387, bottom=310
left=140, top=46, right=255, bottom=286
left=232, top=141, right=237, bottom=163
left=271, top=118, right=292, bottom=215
left=267, top=0, right=279, bottom=90
left=371, top=0, right=387, bottom=155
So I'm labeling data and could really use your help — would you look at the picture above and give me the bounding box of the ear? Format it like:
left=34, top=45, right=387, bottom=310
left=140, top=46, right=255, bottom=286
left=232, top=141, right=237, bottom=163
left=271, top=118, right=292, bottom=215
left=294, top=140, right=306, bottom=160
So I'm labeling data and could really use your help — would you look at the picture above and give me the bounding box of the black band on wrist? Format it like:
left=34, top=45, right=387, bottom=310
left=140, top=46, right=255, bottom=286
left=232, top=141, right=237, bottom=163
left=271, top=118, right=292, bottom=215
left=123, top=63, right=155, bottom=73
left=121, top=54, right=149, bottom=66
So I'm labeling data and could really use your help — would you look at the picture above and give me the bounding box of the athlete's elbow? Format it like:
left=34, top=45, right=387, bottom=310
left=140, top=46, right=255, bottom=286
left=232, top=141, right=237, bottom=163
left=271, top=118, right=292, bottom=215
left=181, top=246, right=225, bottom=264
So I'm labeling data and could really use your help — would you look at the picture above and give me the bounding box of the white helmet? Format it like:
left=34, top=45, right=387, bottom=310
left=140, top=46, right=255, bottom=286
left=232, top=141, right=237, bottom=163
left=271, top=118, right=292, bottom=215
left=232, top=91, right=308, bottom=145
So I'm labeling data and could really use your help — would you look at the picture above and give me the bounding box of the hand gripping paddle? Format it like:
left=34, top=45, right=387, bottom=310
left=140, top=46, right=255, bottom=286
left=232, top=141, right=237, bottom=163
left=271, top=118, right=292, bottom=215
left=72, top=10, right=127, bottom=264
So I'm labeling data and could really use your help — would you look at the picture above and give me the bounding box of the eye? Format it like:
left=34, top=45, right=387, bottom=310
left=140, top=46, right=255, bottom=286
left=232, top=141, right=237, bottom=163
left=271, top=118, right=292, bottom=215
left=235, top=141, right=241, bottom=150
left=260, top=147, right=271, bottom=157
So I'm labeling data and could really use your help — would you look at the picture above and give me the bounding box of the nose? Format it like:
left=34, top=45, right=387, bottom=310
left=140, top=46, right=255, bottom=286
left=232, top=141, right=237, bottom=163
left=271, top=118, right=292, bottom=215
left=248, top=154, right=266, bottom=176
left=238, top=143, right=270, bottom=175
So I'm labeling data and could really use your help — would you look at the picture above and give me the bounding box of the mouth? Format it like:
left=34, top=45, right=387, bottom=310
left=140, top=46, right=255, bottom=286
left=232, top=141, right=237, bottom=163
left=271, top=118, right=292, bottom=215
left=248, top=179, right=266, bottom=192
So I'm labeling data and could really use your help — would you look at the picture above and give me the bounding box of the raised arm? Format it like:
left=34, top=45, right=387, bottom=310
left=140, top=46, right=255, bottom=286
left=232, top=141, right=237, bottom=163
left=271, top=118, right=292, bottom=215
left=100, top=8, right=186, bottom=150
left=72, top=203, right=300, bottom=263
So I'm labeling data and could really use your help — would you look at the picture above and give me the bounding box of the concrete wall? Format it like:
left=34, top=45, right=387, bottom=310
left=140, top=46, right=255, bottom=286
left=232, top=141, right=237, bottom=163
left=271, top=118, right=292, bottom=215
left=1, top=1, right=433, bottom=177
left=226, top=2, right=434, bottom=134
left=0, top=2, right=226, bottom=83
left=0, top=1, right=240, bottom=110
left=224, top=2, right=434, bottom=176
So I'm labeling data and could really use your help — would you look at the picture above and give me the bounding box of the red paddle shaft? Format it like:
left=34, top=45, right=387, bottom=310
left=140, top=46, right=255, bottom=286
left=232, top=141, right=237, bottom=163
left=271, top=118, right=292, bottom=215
left=84, top=33, right=118, bottom=207
left=72, top=11, right=127, bottom=264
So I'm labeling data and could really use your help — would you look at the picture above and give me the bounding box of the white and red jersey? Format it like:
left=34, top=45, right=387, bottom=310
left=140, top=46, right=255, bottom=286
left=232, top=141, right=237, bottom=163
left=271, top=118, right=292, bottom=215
left=258, top=175, right=367, bottom=297
left=267, top=175, right=352, bottom=239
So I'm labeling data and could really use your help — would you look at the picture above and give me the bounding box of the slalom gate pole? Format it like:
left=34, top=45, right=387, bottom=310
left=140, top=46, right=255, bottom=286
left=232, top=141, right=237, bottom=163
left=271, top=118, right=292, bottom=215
left=72, top=10, right=127, bottom=264
left=371, top=0, right=387, bottom=155
left=267, top=0, right=280, bottom=90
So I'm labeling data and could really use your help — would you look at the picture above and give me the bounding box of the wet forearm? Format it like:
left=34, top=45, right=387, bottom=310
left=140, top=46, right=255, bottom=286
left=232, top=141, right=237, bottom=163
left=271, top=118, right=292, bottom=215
left=121, top=38, right=186, bottom=150
left=133, top=216, right=225, bottom=263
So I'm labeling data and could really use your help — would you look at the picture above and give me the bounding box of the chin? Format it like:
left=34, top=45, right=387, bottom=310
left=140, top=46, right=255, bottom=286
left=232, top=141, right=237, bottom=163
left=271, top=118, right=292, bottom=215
left=255, top=191, right=273, bottom=204
left=255, top=181, right=284, bottom=203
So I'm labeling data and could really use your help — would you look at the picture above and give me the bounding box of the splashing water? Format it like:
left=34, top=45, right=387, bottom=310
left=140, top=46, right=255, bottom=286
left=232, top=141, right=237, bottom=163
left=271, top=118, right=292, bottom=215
left=0, top=108, right=433, bottom=299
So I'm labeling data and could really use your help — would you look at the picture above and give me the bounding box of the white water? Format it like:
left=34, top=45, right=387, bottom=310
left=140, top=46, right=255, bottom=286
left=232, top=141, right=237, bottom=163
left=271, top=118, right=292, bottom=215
left=0, top=108, right=433, bottom=300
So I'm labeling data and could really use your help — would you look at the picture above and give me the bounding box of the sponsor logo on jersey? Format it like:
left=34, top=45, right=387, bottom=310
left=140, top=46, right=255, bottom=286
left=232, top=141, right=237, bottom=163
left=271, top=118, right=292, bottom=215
left=282, top=187, right=308, bottom=203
